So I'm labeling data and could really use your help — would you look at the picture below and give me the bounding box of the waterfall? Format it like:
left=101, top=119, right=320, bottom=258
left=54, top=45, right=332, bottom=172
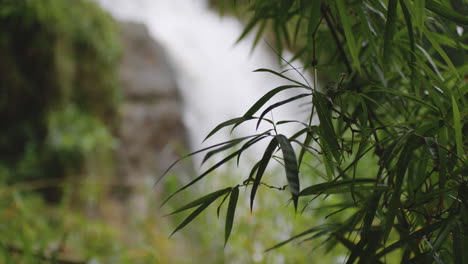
left=96, top=0, right=309, bottom=163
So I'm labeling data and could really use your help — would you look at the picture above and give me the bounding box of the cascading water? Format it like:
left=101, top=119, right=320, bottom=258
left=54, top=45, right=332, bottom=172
left=96, top=0, right=310, bottom=159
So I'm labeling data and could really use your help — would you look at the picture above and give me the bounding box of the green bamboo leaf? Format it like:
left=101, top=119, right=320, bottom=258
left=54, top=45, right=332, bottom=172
left=313, top=92, right=341, bottom=163
left=452, top=221, right=463, bottom=264
left=452, top=95, right=464, bottom=158
left=204, top=117, right=253, bottom=142
left=383, top=135, right=423, bottom=241
left=399, top=0, right=416, bottom=89
left=243, top=85, right=307, bottom=118
left=162, top=138, right=260, bottom=206
left=236, top=133, right=272, bottom=165
left=425, top=30, right=461, bottom=80
left=225, top=186, right=239, bottom=245
left=253, top=68, right=309, bottom=87
left=426, top=0, right=468, bottom=26
left=335, top=0, right=360, bottom=71
left=217, top=191, right=231, bottom=218
left=256, top=93, right=311, bottom=129
left=383, top=0, right=398, bottom=64
left=299, top=179, right=377, bottom=196
left=368, top=87, right=439, bottom=112
left=251, top=19, right=268, bottom=53
left=414, top=0, right=426, bottom=35
left=298, top=131, right=313, bottom=169
left=276, top=134, right=300, bottom=211
left=237, top=16, right=260, bottom=43
left=376, top=221, right=444, bottom=258
left=308, top=0, right=322, bottom=36
left=168, top=187, right=232, bottom=216
left=157, top=136, right=257, bottom=185
left=251, top=137, right=278, bottom=210
left=170, top=202, right=211, bottom=237
left=265, top=224, right=335, bottom=251
left=202, top=136, right=255, bottom=164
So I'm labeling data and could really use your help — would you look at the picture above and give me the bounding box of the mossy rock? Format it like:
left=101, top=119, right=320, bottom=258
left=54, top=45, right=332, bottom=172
left=0, top=0, right=120, bottom=185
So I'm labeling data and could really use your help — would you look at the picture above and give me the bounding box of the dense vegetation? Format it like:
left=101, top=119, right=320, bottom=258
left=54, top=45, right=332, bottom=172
left=167, top=0, right=468, bottom=263
left=0, top=0, right=121, bottom=262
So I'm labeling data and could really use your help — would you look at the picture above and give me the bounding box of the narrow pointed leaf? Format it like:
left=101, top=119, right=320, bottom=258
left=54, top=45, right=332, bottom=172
left=256, top=93, right=311, bottom=129
left=204, top=117, right=253, bottom=142
left=335, top=0, right=360, bottom=71
left=383, top=0, right=398, bottom=63
left=202, top=136, right=252, bottom=164
left=251, top=137, right=278, bottom=210
left=168, top=187, right=231, bottom=216
left=276, top=135, right=300, bottom=211
left=157, top=136, right=257, bottom=185
left=243, top=85, right=306, bottom=118
left=162, top=139, right=259, bottom=206
left=225, top=186, right=239, bottom=245
left=426, top=0, right=468, bottom=26
left=266, top=224, right=334, bottom=251
left=253, top=68, right=309, bottom=87
left=170, top=202, right=212, bottom=237
left=313, top=92, right=341, bottom=163
left=299, top=179, right=378, bottom=196
left=452, top=95, right=464, bottom=158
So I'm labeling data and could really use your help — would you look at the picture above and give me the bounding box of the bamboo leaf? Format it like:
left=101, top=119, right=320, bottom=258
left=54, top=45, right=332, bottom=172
left=204, top=117, right=253, bottom=142
left=217, top=191, right=231, bottom=218
left=162, top=138, right=260, bottom=206
left=202, top=136, right=253, bottom=164
left=157, top=136, right=258, bottom=185
left=170, top=202, right=212, bottom=237
left=276, top=134, right=300, bottom=211
left=299, top=179, right=378, bottom=196
left=168, top=187, right=232, bottom=216
left=265, top=224, right=336, bottom=251
left=426, top=0, right=468, bottom=26
left=452, top=95, right=464, bottom=158
left=383, top=0, right=398, bottom=64
left=243, top=85, right=307, bottom=118
left=425, top=30, right=461, bottom=80
left=313, top=92, right=341, bottom=163
left=225, top=186, right=239, bottom=245
left=253, top=68, right=309, bottom=87
left=335, top=0, right=360, bottom=71
left=251, top=137, right=278, bottom=210
left=256, top=93, right=311, bottom=129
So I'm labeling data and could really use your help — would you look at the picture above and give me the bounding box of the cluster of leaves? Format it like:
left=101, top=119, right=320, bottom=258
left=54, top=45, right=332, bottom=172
left=164, top=0, right=467, bottom=263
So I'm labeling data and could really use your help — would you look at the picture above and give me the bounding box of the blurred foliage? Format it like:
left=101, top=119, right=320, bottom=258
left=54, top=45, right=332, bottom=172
left=0, top=0, right=120, bottom=185
left=166, top=0, right=468, bottom=263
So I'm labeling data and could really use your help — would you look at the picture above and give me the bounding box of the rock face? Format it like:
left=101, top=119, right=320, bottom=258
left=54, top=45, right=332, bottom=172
left=114, top=22, right=189, bottom=219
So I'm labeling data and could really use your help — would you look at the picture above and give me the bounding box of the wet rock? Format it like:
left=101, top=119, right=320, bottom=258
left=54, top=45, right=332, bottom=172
left=114, top=22, right=190, bottom=219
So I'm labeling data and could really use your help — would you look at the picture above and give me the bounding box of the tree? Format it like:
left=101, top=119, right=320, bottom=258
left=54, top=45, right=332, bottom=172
left=164, top=1, right=467, bottom=263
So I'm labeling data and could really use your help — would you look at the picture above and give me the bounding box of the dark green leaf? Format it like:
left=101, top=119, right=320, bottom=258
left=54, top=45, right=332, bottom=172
left=225, top=186, right=239, bottom=245
left=299, top=179, right=378, bottom=196
left=204, top=117, right=253, bottom=142
left=170, top=202, right=212, bottom=237
left=426, top=0, right=468, bottom=26
left=168, top=187, right=232, bottom=216
left=243, top=85, right=307, bottom=118
left=276, top=134, right=300, bottom=211
left=251, top=137, right=278, bottom=210
left=383, top=0, right=398, bottom=63
left=256, top=93, right=311, bottom=129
